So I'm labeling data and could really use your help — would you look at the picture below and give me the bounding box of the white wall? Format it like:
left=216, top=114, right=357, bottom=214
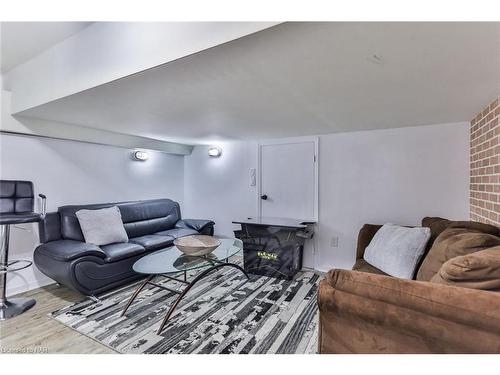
left=184, top=141, right=258, bottom=237
left=0, top=133, right=184, bottom=295
left=316, top=122, right=469, bottom=271
left=183, top=122, right=470, bottom=272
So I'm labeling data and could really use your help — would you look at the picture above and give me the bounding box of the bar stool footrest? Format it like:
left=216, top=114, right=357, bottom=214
left=0, top=259, right=33, bottom=273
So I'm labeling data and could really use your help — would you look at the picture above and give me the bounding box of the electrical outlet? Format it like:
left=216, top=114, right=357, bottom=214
left=330, top=236, right=339, bottom=247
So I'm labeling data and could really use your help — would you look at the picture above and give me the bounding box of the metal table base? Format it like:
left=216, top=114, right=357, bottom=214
left=120, top=261, right=249, bottom=335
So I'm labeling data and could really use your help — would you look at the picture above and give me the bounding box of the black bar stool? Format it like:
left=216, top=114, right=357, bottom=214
left=0, top=180, right=46, bottom=320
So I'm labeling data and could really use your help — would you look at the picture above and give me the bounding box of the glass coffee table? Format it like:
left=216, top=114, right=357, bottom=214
left=120, top=238, right=248, bottom=335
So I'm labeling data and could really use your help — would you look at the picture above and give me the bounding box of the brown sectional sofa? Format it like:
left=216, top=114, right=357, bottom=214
left=317, top=217, right=500, bottom=353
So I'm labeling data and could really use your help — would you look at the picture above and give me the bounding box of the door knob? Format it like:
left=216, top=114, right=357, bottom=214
left=261, top=194, right=268, bottom=200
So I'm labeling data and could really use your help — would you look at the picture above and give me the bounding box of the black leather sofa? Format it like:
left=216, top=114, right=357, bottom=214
left=34, top=199, right=214, bottom=296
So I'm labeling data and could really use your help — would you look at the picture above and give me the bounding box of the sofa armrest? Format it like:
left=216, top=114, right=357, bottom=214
left=35, top=240, right=106, bottom=262
left=356, top=224, right=382, bottom=260
left=176, top=219, right=215, bottom=235
left=318, top=269, right=500, bottom=353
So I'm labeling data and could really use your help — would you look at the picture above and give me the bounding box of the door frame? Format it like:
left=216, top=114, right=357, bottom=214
left=257, top=136, right=319, bottom=221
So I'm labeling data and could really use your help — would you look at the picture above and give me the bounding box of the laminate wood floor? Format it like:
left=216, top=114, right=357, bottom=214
left=0, top=284, right=114, bottom=354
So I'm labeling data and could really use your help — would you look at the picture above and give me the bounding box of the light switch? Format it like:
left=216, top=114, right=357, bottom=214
left=249, top=168, right=256, bottom=186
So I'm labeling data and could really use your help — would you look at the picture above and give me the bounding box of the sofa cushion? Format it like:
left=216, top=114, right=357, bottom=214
left=129, top=234, right=174, bottom=251
left=416, top=223, right=500, bottom=282
left=175, top=219, right=215, bottom=232
left=155, top=228, right=199, bottom=239
left=352, top=259, right=389, bottom=276
left=100, top=242, right=146, bottom=262
left=120, top=199, right=181, bottom=238
left=76, top=206, right=129, bottom=246
left=422, top=217, right=453, bottom=248
left=363, top=224, right=431, bottom=279
left=38, top=212, right=61, bottom=243
left=448, top=221, right=500, bottom=236
left=430, top=246, right=500, bottom=291
left=35, top=240, right=106, bottom=262
left=356, top=224, right=383, bottom=260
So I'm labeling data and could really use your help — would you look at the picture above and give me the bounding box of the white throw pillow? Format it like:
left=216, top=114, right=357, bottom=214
left=76, top=206, right=128, bottom=246
left=363, top=223, right=431, bottom=279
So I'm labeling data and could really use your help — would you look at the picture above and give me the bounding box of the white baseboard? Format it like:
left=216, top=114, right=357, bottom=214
left=7, top=277, right=56, bottom=297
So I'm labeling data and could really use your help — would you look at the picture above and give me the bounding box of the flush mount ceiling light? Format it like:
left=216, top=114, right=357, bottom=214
left=133, top=150, right=149, bottom=161
left=208, top=146, right=222, bottom=157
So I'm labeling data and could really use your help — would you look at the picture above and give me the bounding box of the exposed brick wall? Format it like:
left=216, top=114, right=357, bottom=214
left=470, top=97, right=499, bottom=226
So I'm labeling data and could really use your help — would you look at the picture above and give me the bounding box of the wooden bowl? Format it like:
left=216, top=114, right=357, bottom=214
left=174, top=235, right=221, bottom=256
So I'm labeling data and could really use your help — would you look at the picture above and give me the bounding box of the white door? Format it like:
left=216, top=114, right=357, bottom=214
left=258, top=138, right=318, bottom=221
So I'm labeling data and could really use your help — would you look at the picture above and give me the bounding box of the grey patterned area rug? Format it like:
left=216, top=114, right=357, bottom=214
left=50, top=262, right=319, bottom=354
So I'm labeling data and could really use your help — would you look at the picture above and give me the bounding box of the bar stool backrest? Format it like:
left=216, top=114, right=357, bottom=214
left=0, top=180, right=35, bottom=214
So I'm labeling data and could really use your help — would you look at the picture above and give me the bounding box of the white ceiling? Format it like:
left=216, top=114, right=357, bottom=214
left=1, top=22, right=92, bottom=73
left=16, top=22, right=500, bottom=144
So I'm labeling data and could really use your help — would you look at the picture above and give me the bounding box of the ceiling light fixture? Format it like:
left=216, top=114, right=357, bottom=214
left=208, top=146, right=222, bottom=157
